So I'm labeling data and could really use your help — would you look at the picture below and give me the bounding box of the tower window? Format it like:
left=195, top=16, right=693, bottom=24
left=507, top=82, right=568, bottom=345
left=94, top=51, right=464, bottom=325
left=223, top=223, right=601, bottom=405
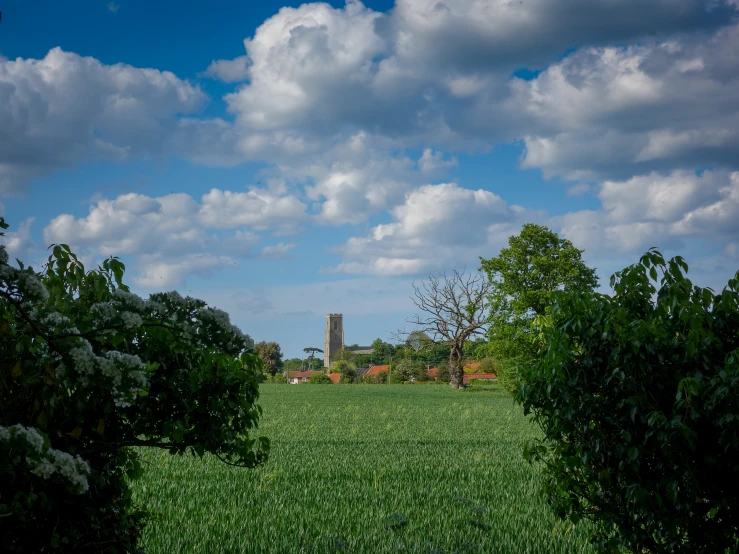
left=334, top=321, right=338, bottom=330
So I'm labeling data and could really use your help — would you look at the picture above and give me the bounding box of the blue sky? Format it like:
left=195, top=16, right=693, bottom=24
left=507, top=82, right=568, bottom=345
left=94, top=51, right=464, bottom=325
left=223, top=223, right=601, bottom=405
left=1, top=0, right=738, bottom=358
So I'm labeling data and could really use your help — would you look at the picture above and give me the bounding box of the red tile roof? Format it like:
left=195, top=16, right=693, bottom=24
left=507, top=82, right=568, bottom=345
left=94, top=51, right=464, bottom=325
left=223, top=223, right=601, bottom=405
left=286, top=370, right=321, bottom=380
left=426, top=367, right=438, bottom=378
left=328, top=373, right=342, bottom=384
left=365, top=365, right=389, bottom=375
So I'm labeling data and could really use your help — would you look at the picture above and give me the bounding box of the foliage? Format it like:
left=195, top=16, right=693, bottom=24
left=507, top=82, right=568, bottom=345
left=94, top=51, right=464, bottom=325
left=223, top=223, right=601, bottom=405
left=436, top=361, right=451, bottom=383
left=0, top=236, right=268, bottom=553
left=395, top=359, right=429, bottom=382
left=255, top=341, right=283, bottom=376
left=405, top=269, right=491, bottom=389
left=480, top=223, right=598, bottom=393
left=129, top=385, right=595, bottom=553
left=329, top=359, right=355, bottom=375
left=283, top=358, right=303, bottom=371
left=308, top=373, right=333, bottom=384
left=518, top=249, right=739, bottom=553
left=371, top=338, right=395, bottom=364
left=389, top=372, right=405, bottom=384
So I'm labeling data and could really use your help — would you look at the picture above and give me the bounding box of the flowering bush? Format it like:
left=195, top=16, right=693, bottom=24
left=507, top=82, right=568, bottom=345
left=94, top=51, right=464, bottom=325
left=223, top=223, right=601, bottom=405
left=0, top=218, right=269, bottom=553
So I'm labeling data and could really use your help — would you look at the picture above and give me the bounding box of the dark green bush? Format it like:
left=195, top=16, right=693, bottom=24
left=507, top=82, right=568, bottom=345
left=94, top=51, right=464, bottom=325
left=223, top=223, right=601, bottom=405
left=519, top=249, right=739, bottom=553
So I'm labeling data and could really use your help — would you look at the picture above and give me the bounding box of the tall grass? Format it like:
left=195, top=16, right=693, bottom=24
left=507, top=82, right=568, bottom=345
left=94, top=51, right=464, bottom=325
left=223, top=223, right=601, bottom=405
left=131, top=385, right=593, bottom=553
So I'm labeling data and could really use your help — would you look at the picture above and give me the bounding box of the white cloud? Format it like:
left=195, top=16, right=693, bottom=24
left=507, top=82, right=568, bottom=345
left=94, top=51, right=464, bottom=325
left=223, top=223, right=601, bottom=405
left=197, top=188, right=306, bottom=232
left=512, top=24, right=739, bottom=179
left=0, top=217, right=35, bottom=260
left=202, top=56, right=250, bottom=83
left=554, top=170, right=739, bottom=254
left=107, top=2, right=120, bottom=14
left=43, top=188, right=306, bottom=286
left=133, top=253, right=238, bottom=289
left=258, top=242, right=296, bottom=259
left=0, top=48, right=206, bottom=195
left=330, top=182, right=536, bottom=275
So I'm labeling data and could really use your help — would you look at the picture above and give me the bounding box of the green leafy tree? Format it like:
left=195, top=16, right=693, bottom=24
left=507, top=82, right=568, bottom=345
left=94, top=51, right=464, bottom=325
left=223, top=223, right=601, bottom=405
left=308, top=373, right=333, bottom=384
left=395, top=359, right=429, bottom=382
left=405, top=270, right=491, bottom=389
left=255, top=341, right=283, bottom=376
left=518, top=249, right=739, bottom=553
left=330, top=359, right=357, bottom=383
left=480, top=223, right=598, bottom=392
left=371, top=338, right=395, bottom=364
left=0, top=230, right=268, bottom=553
left=283, top=358, right=303, bottom=371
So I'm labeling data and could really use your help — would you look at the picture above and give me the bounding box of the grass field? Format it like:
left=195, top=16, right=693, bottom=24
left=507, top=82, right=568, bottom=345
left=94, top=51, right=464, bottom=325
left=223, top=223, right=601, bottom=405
left=130, top=385, right=594, bottom=553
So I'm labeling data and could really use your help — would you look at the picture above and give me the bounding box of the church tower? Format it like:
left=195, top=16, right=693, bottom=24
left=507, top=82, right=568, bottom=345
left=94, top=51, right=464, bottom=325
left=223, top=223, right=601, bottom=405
left=324, top=314, right=344, bottom=367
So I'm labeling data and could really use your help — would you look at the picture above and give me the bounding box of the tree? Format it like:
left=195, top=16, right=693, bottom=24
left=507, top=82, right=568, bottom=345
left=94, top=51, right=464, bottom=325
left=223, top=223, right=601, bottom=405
left=330, top=359, right=357, bottom=383
left=518, top=249, right=739, bottom=553
left=395, top=359, right=428, bottom=382
left=371, top=338, right=395, bottom=364
left=0, top=230, right=268, bottom=553
left=405, top=270, right=491, bottom=389
left=303, top=347, right=323, bottom=370
left=283, top=358, right=303, bottom=371
left=480, top=223, right=598, bottom=391
left=255, top=341, right=283, bottom=376
left=308, top=373, right=333, bottom=384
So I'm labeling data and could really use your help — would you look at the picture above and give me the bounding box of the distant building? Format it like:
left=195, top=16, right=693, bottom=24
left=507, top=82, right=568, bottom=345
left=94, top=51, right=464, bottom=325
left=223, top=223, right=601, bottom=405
left=323, top=313, right=373, bottom=367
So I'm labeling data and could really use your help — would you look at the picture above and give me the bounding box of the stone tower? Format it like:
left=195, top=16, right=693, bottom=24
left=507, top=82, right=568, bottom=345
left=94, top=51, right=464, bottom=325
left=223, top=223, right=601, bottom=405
left=324, top=314, right=344, bottom=367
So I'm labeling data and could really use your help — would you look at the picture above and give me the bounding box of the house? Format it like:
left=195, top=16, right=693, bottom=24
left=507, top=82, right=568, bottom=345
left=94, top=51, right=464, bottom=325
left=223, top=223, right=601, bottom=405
left=365, top=365, right=390, bottom=376
left=286, top=370, right=321, bottom=384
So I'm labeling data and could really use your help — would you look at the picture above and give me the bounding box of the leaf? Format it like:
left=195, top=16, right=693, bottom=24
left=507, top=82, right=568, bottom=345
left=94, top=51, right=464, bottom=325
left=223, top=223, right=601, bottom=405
left=70, top=427, right=82, bottom=439
left=628, top=447, right=638, bottom=463
left=96, top=419, right=105, bottom=435
left=11, top=361, right=22, bottom=378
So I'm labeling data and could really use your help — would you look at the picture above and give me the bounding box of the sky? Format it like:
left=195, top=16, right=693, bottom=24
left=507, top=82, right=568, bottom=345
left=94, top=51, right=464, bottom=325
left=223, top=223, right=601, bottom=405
left=1, top=0, right=738, bottom=359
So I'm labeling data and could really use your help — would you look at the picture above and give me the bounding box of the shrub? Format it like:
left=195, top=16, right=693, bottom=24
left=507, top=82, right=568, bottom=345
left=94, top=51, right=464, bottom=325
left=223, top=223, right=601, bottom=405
left=309, top=373, right=333, bottom=384
left=330, top=359, right=357, bottom=383
left=518, top=250, right=739, bottom=553
left=436, top=361, right=450, bottom=383
left=395, top=359, right=428, bottom=382
left=0, top=227, right=269, bottom=553
left=389, top=373, right=405, bottom=384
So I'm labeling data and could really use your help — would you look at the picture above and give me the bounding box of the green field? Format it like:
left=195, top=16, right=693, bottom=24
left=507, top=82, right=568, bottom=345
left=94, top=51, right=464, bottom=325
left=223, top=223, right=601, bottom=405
left=130, top=385, right=594, bottom=553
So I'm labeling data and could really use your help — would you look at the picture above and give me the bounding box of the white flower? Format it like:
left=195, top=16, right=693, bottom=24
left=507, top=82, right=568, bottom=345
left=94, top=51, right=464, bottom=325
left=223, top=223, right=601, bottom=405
left=120, top=311, right=143, bottom=330
left=9, top=424, right=45, bottom=453
left=41, top=312, right=71, bottom=327
left=113, top=289, right=146, bottom=311
left=17, top=272, right=50, bottom=301
left=0, top=426, right=10, bottom=441
left=69, top=340, right=96, bottom=376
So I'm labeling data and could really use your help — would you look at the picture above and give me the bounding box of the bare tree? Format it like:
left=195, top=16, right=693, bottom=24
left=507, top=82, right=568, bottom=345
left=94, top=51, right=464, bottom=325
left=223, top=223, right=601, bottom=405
left=402, top=269, right=491, bottom=389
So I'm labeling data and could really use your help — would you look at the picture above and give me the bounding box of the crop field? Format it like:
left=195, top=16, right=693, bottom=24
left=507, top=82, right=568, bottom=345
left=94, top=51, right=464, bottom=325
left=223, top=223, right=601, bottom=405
left=130, top=385, right=594, bottom=553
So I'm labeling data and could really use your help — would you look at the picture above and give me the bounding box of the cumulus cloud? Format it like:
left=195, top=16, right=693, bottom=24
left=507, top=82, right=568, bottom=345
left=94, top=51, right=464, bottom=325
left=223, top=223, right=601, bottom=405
left=329, top=182, right=539, bottom=275
left=43, top=188, right=306, bottom=286
left=512, top=24, right=739, bottom=179
left=554, top=170, right=739, bottom=254
left=258, top=242, right=296, bottom=259
left=0, top=217, right=35, bottom=260
left=0, top=48, right=206, bottom=195
left=134, top=254, right=238, bottom=288
left=202, top=56, right=250, bottom=82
